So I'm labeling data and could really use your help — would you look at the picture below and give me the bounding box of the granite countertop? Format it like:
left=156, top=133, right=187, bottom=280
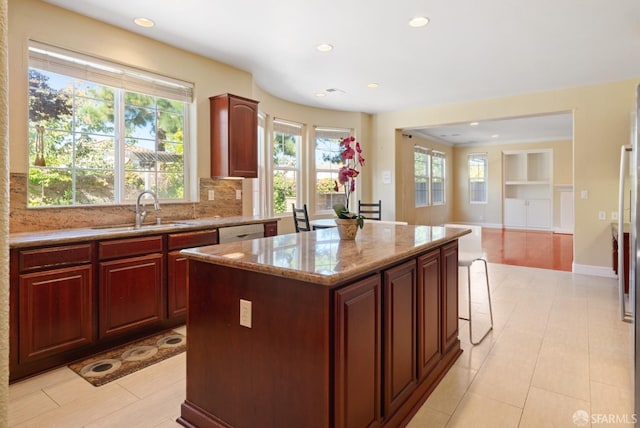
left=181, top=223, right=470, bottom=286
left=9, top=215, right=280, bottom=248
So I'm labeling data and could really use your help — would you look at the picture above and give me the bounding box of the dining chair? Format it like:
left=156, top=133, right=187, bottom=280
left=358, top=200, right=382, bottom=220
left=444, top=223, right=494, bottom=345
left=292, top=203, right=311, bottom=232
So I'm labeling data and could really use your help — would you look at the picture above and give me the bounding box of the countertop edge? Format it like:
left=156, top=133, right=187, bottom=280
left=9, top=216, right=281, bottom=248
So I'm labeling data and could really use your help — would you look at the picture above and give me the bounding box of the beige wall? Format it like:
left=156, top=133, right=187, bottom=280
left=451, top=139, right=572, bottom=228
left=396, top=133, right=453, bottom=226
left=374, top=81, right=638, bottom=271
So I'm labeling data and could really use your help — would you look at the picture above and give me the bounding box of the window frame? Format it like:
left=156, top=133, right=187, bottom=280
left=414, top=145, right=431, bottom=207
left=468, top=152, right=488, bottom=204
left=271, top=118, right=303, bottom=215
left=27, top=41, right=194, bottom=207
left=431, top=150, right=446, bottom=206
left=313, top=127, right=352, bottom=215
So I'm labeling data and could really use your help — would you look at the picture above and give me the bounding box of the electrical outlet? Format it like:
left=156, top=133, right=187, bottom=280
left=236, top=189, right=242, bottom=200
left=611, top=211, right=619, bottom=221
left=240, top=299, right=252, bottom=328
left=208, top=190, right=215, bottom=200
left=598, top=211, right=606, bottom=220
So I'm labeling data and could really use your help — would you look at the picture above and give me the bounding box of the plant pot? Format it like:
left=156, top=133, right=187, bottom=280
left=334, top=218, right=359, bottom=240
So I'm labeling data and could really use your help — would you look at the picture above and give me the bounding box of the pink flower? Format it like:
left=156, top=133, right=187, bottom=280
left=333, top=136, right=365, bottom=215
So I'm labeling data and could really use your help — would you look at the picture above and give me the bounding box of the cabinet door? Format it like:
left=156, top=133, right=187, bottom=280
left=504, top=198, right=526, bottom=227
left=99, top=253, right=163, bottom=338
left=19, top=264, right=94, bottom=363
left=441, top=241, right=459, bottom=352
left=228, top=95, right=258, bottom=177
left=417, top=249, right=441, bottom=381
left=210, top=94, right=259, bottom=178
left=167, top=251, right=187, bottom=319
left=383, top=260, right=417, bottom=419
left=526, top=199, right=551, bottom=228
left=334, top=275, right=381, bottom=428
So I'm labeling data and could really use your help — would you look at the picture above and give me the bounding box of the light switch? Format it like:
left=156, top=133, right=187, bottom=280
left=236, top=189, right=242, bottom=200
left=581, top=190, right=588, bottom=199
left=208, top=190, right=215, bottom=200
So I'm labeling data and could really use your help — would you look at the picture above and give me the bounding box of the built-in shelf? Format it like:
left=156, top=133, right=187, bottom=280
left=503, top=149, right=553, bottom=229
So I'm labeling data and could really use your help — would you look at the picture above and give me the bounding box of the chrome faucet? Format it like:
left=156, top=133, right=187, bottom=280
left=135, top=190, right=161, bottom=228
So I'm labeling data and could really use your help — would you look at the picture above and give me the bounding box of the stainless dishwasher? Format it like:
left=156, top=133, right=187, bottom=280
left=218, top=223, right=264, bottom=243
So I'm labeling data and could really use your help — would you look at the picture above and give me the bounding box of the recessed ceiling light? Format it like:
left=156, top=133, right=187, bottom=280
left=315, top=92, right=326, bottom=97
left=134, top=17, right=155, bottom=28
left=491, top=134, right=500, bottom=138
left=367, top=83, right=379, bottom=88
left=469, top=122, right=479, bottom=126
left=408, top=16, right=430, bottom=28
left=316, top=43, right=334, bottom=52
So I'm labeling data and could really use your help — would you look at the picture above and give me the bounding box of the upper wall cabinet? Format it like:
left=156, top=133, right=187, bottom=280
left=210, top=93, right=259, bottom=178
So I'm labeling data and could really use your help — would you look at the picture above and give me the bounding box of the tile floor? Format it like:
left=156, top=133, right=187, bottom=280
left=8, top=264, right=635, bottom=427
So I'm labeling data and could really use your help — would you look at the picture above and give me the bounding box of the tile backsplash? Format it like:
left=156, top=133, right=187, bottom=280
left=10, top=173, right=243, bottom=233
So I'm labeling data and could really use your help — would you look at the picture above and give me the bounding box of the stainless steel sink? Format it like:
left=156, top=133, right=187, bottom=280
left=91, top=222, right=192, bottom=231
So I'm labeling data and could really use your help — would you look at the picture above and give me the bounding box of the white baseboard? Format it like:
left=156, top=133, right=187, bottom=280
left=572, top=263, right=617, bottom=278
left=554, top=227, right=574, bottom=234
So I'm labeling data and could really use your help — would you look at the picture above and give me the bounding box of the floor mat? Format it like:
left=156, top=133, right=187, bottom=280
left=68, top=329, right=186, bottom=387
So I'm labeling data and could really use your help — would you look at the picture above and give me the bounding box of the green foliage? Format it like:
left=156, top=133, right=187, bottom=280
left=28, top=70, right=72, bottom=123
left=273, top=171, right=296, bottom=214
left=28, top=68, right=187, bottom=207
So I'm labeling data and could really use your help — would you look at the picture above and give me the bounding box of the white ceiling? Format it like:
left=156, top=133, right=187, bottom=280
left=41, top=0, right=639, bottom=142
left=406, top=113, right=574, bottom=145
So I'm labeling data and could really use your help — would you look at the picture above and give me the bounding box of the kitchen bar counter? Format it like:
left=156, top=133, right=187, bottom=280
left=9, top=215, right=279, bottom=248
left=178, top=223, right=469, bottom=428
left=182, top=223, right=468, bottom=286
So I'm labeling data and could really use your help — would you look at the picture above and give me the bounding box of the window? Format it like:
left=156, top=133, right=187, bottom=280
left=469, top=153, right=488, bottom=203
left=314, top=128, right=351, bottom=214
left=431, top=151, right=446, bottom=205
left=27, top=42, right=193, bottom=207
left=414, top=146, right=430, bottom=206
left=272, top=119, right=302, bottom=214
left=414, top=146, right=446, bottom=206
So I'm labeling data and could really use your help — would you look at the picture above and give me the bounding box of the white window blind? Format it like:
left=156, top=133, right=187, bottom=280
left=28, top=41, right=193, bottom=102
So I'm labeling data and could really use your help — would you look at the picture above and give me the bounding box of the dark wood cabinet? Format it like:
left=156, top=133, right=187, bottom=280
left=383, top=261, right=417, bottom=419
left=210, top=93, right=259, bottom=178
left=441, top=241, right=459, bottom=352
left=19, top=264, right=94, bottom=364
left=9, top=219, right=278, bottom=381
left=264, top=221, right=278, bottom=237
left=417, top=249, right=441, bottom=380
left=167, top=229, right=218, bottom=319
left=335, top=274, right=381, bottom=428
left=98, top=236, right=164, bottom=339
left=180, top=235, right=463, bottom=428
left=10, top=243, right=95, bottom=378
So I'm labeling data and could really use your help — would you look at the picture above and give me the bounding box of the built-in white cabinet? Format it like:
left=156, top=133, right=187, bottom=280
left=503, top=149, right=552, bottom=229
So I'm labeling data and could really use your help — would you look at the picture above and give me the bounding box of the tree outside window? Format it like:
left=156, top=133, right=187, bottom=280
left=27, top=44, right=191, bottom=207
left=314, top=128, right=351, bottom=213
left=272, top=120, right=302, bottom=214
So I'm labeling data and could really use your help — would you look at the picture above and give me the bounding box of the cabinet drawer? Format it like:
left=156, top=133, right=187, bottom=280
left=99, top=235, right=163, bottom=260
left=19, top=243, right=93, bottom=272
left=168, top=229, right=218, bottom=250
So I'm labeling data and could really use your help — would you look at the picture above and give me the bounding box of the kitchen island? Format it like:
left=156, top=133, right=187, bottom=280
left=178, top=223, right=469, bottom=428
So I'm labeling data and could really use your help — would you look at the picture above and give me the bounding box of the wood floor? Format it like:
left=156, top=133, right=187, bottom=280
left=482, top=228, right=573, bottom=272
